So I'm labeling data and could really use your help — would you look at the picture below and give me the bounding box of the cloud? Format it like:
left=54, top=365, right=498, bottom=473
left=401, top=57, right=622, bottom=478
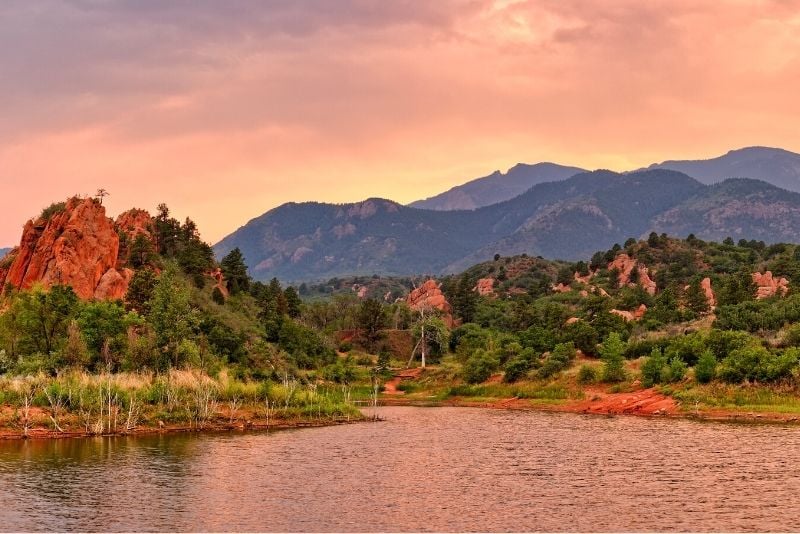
left=0, top=0, right=799, bottom=245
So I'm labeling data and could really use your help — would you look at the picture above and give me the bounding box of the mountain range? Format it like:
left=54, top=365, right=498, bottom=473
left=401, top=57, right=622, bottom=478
left=214, top=162, right=800, bottom=282
left=409, top=162, right=586, bottom=211
left=0, top=248, right=9, bottom=259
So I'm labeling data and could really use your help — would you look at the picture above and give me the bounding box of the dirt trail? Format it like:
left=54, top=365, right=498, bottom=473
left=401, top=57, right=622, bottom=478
left=382, top=368, right=423, bottom=395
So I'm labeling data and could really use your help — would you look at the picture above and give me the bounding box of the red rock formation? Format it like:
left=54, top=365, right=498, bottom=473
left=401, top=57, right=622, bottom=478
left=701, top=277, right=716, bottom=308
left=407, top=280, right=451, bottom=314
left=0, top=197, right=153, bottom=300
left=565, top=317, right=582, bottom=325
left=608, top=253, right=656, bottom=295
left=474, top=278, right=495, bottom=296
left=0, top=198, right=123, bottom=300
left=116, top=208, right=154, bottom=241
left=553, top=282, right=571, bottom=293
left=210, top=268, right=229, bottom=299
left=610, top=304, right=647, bottom=322
left=752, top=271, right=789, bottom=299
left=406, top=280, right=455, bottom=326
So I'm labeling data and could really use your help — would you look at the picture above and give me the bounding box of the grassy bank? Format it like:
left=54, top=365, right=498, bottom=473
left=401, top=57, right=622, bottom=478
left=0, top=369, right=365, bottom=440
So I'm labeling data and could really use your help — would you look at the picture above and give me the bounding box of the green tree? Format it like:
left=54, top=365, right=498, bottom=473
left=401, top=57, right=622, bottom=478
left=600, top=332, right=626, bottom=383
left=16, top=284, right=79, bottom=356
left=694, top=350, right=717, bottom=384
left=686, top=278, right=710, bottom=315
left=220, top=247, right=250, bottom=295
left=148, top=267, right=195, bottom=369
left=284, top=286, right=302, bottom=318
left=125, top=268, right=157, bottom=315
left=358, top=298, right=387, bottom=351
left=463, top=349, right=499, bottom=384
left=641, top=348, right=666, bottom=387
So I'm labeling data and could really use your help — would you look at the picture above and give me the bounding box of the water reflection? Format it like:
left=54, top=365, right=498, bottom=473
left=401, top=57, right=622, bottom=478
left=1, top=408, right=800, bottom=531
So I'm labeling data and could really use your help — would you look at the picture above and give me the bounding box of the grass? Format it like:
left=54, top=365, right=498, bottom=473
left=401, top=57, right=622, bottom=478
left=671, top=383, right=800, bottom=414
left=0, top=368, right=362, bottom=436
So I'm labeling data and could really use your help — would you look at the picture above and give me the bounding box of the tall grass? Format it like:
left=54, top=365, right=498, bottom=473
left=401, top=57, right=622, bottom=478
left=0, top=369, right=361, bottom=435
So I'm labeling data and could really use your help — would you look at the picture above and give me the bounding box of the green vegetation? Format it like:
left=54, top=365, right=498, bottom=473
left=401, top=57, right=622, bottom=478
left=9, top=204, right=800, bottom=434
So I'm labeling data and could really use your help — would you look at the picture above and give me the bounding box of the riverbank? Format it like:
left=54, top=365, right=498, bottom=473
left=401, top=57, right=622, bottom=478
left=0, top=406, right=367, bottom=441
left=379, top=365, right=800, bottom=425
left=0, top=369, right=365, bottom=441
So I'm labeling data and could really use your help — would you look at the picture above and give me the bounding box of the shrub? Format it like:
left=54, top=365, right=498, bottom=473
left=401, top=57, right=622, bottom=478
left=537, top=342, right=576, bottom=379
left=503, top=357, right=531, bottom=383
left=718, top=345, right=799, bottom=383
left=694, top=350, right=717, bottom=384
left=577, top=364, right=598, bottom=384
left=640, top=348, right=667, bottom=387
left=664, top=357, right=687, bottom=383
left=463, top=349, right=500, bottom=384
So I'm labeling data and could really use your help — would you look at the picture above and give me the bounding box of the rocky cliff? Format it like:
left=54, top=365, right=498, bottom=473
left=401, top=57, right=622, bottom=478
left=0, top=197, right=153, bottom=300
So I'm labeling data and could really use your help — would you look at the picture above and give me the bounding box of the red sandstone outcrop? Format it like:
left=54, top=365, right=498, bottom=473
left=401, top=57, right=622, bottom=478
left=116, top=208, right=154, bottom=241
left=407, top=280, right=451, bottom=314
left=565, top=317, right=582, bottom=325
left=553, top=283, right=571, bottom=293
left=0, top=198, right=124, bottom=300
left=474, top=278, right=495, bottom=296
left=210, top=268, right=229, bottom=299
left=406, top=280, right=455, bottom=326
left=701, top=277, right=716, bottom=308
left=752, top=271, right=789, bottom=299
left=608, top=253, right=656, bottom=295
left=610, top=304, right=647, bottom=322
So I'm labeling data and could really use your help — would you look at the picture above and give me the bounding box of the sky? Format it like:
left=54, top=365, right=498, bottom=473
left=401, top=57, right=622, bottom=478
left=1, top=0, right=799, bottom=246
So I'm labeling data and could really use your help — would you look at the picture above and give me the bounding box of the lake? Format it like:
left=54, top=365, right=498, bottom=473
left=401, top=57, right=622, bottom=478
left=1, top=406, right=799, bottom=532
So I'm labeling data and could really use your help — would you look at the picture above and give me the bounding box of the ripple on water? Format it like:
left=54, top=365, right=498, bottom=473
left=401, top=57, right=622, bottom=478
left=1, top=407, right=800, bottom=531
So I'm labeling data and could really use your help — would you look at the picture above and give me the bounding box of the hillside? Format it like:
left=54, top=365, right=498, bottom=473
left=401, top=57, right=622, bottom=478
left=219, top=169, right=800, bottom=281
left=646, top=146, right=800, bottom=191
left=409, top=162, right=585, bottom=211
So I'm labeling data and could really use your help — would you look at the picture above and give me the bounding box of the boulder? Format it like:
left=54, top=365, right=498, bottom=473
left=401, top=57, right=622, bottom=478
left=752, top=271, right=789, bottom=299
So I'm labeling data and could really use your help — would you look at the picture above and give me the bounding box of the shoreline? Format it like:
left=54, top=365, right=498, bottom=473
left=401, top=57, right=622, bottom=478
left=0, top=414, right=369, bottom=442
left=378, top=392, right=800, bottom=426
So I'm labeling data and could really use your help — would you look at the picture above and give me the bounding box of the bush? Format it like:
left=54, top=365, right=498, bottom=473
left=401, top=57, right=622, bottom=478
left=694, top=350, right=717, bottom=384
left=463, top=349, right=500, bottom=384
left=503, top=356, right=531, bottom=383
left=577, top=364, right=598, bottom=384
left=718, top=345, right=799, bottom=383
left=640, top=348, right=667, bottom=387
left=537, top=342, right=576, bottom=379
left=664, top=357, right=687, bottom=383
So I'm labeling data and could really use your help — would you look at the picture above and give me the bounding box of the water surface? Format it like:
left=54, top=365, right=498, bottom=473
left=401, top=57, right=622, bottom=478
left=1, top=407, right=799, bottom=532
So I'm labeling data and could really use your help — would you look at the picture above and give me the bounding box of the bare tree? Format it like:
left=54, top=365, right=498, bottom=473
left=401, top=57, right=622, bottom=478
left=95, top=188, right=110, bottom=205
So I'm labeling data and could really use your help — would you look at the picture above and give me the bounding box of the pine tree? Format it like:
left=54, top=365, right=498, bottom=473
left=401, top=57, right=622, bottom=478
left=600, top=332, right=626, bottom=383
left=686, top=278, right=710, bottom=315
left=220, top=248, right=250, bottom=295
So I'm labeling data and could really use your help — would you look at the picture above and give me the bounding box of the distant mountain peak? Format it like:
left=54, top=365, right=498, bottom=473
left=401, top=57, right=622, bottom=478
left=646, top=146, right=800, bottom=191
left=409, top=161, right=586, bottom=211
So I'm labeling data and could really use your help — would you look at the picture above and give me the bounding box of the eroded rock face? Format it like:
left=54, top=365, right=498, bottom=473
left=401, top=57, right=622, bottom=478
left=407, top=280, right=451, bottom=313
left=610, top=304, right=647, bottom=322
left=0, top=197, right=135, bottom=300
left=752, top=271, right=789, bottom=299
left=701, top=277, right=716, bottom=308
left=1, top=198, right=121, bottom=299
left=474, top=278, right=495, bottom=296
left=116, top=209, right=154, bottom=241
left=608, top=253, right=656, bottom=295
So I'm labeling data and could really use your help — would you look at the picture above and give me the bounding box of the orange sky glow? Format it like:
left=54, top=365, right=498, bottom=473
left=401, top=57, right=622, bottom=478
left=1, top=0, right=799, bottom=245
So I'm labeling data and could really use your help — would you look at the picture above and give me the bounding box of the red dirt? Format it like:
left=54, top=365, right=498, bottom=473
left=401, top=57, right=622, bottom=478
left=383, top=368, right=423, bottom=395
